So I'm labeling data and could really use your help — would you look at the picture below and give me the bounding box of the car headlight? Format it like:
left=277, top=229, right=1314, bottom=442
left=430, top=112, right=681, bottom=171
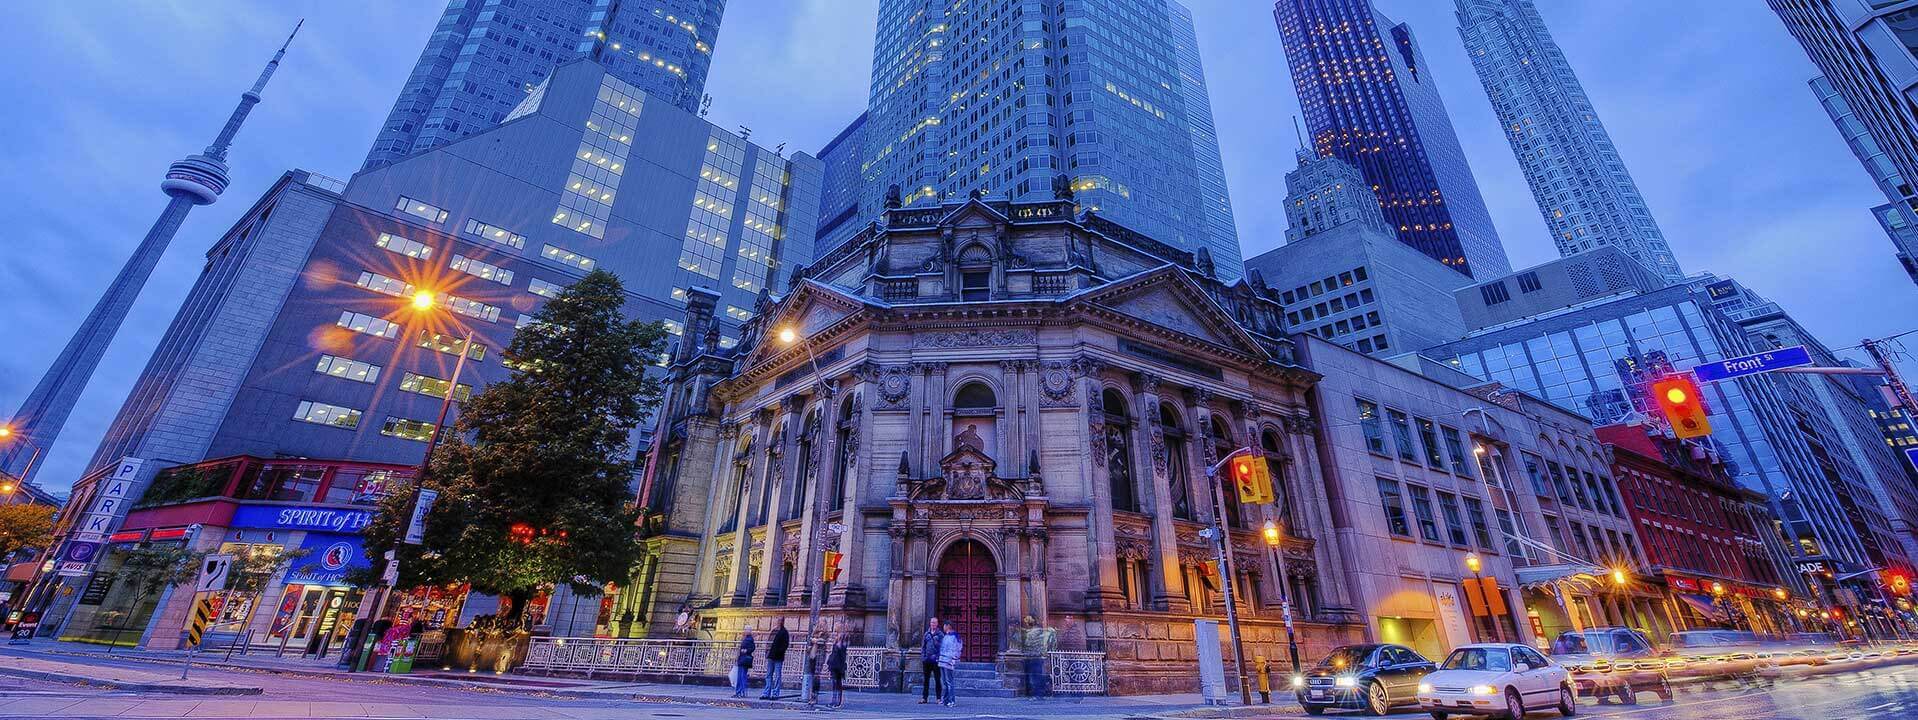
left=1469, top=684, right=1497, bottom=696
left=1335, top=675, right=1357, bottom=688
left=1291, top=675, right=1305, bottom=688
left=1418, top=683, right=1434, bottom=694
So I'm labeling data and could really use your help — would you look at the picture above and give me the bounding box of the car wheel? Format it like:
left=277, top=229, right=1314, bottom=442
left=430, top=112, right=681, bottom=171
left=1506, top=688, right=1526, bottom=719
left=1431, top=713, right=1449, bottom=720
left=1365, top=681, right=1390, bottom=716
left=1558, top=684, right=1578, bottom=716
left=1303, top=704, right=1325, bottom=716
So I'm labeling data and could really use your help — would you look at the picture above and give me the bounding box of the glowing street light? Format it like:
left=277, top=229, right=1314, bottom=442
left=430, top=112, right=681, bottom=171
left=1610, top=567, right=1628, bottom=587
left=776, top=324, right=839, bottom=708
left=1464, top=553, right=1482, bottom=575
left=411, top=290, right=437, bottom=311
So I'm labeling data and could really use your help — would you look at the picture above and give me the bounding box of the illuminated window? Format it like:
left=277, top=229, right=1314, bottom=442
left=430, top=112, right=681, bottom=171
left=418, top=331, right=485, bottom=360
left=529, top=278, right=564, bottom=298
left=380, top=416, right=437, bottom=442
left=450, top=255, right=514, bottom=285
left=541, top=244, right=597, bottom=271
left=399, top=372, right=472, bottom=401
left=463, top=219, right=526, bottom=250
left=355, top=271, right=415, bottom=298
left=375, top=233, right=432, bottom=259
left=336, top=311, right=400, bottom=339
left=294, top=401, right=362, bottom=429
left=552, top=77, right=644, bottom=238
left=314, top=355, right=380, bottom=383
left=442, top=294, right=502, bottom=322
left=395, top=195, right=449, bottom=224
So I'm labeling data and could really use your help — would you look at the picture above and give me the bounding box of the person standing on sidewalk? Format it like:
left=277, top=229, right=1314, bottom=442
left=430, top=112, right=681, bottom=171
left=918, top=616, right=943, bottom=703
left=827, top=631, right=850, bottom=709
left=760, top=619, right=790, bottom=699
left=730, top=631, right=755, bottom=698
left=937, top=621, right=963, bottom=707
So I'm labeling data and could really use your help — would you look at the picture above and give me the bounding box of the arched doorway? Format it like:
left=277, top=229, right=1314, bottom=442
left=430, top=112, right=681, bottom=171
left=935, top=540, right=998, bottom=661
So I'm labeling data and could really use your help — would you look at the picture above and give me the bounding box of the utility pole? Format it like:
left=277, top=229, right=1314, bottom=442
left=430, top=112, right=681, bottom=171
left=1862, top=337, right=1917, bottom=413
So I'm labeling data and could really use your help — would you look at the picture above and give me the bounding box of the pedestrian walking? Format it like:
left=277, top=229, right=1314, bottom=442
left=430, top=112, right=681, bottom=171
left=730, top=631, right=755, bottom=698
left=761, top=619, right=790, bottom=699
left=919, top=616, right=943, bottom=703
left=1019, top=614, right=1058, bottom=699
left=937, top=621, right=963, bottom=707
left=827, top=632, right=850, bottom=709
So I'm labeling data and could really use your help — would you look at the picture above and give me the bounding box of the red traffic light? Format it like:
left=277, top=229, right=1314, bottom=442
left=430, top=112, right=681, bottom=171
left=1651, top=375, right=1712, bottom=439
left=822, top=550, right=844, bottom=583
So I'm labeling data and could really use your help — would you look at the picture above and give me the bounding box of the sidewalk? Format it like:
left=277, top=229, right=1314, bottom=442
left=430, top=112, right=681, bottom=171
left=0, top=652, right=262, bottom=695
left=0, top=639, right=1303, bottom=717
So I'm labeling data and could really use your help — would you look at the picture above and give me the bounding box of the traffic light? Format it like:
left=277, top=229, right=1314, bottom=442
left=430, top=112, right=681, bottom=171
left=1889, top=571, right=1912, bottom=597
left=1229, top=453, right=1275, bottom=504
left=822, top=550, right=844, bottom=583
left=1651, top=374, right=1712, bottom=439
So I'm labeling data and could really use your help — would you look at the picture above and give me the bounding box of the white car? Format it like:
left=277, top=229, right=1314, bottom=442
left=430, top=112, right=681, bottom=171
left=1417, top=643, right=1576, bottom=719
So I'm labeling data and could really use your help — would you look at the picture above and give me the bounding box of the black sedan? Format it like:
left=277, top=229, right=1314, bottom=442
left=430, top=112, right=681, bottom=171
left=1298, top=643, right=1438, bottom=715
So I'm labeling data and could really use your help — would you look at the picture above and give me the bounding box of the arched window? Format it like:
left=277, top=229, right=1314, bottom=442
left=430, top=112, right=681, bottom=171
left=830, top=395, right=857, bottom=512
left=1260, top=429, right=1296, bottom=528
left=788, top=411, right=821, bottom=519
left=1208, top=416, right=1242, bottom=528
left=1160, top=403, right=1193, bottom=520
left=719, top=439, right=752, bottom=533
left=1103, top=389, right=1137, bottom=512
left=952, top=382, right=998, bottom=460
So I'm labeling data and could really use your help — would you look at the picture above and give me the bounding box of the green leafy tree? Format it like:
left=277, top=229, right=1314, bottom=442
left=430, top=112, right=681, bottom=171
left=98, top=542, right=205, bottom=647
left=363, top=270, right=666, bottom=621
left=0, top=503, right=56, bottom=559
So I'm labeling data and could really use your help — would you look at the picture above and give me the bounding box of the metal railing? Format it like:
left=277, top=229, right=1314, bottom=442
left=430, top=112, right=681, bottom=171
left=519, top=637, right=1105, bottom=693
left=1048, top=650, right=1107, bottom=693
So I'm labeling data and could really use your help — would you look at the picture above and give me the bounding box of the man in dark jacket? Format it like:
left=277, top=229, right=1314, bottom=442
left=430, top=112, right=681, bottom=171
left=919, top=616, right=943, bottom=703
left=761, top=619, right=790, bottom=699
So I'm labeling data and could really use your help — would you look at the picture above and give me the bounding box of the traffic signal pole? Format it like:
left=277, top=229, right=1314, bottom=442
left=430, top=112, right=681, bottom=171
left=1205, top=447, right=1259, bottom=706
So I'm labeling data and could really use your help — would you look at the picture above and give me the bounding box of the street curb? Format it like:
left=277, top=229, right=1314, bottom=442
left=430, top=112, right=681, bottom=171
left=0, top=665, right=263, bottom=695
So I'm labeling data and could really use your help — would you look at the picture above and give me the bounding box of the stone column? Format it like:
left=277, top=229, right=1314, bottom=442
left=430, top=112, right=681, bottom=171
left=1287, top=412, right=1359, bottom=618
left=726, top=414, right=771, bottom=606
left=789, top=388, right=842, bottom=607
left=754, top=396, right=806, bottom=605
left=1079, top=360, right=1125, bottom=609
left=1135, top=373, right=1187, bottom=612
left=829, top=372, right=872, bottom=608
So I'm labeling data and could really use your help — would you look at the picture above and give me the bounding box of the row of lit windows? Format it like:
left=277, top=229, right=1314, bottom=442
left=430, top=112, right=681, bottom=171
left=451, top=254, right=514, bottom=285
left=315, top=355, right=380, bottom=384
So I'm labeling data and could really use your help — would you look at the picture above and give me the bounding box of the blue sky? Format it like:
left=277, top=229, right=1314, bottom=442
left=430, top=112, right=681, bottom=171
left=2, top=1, right=1913, bottom=493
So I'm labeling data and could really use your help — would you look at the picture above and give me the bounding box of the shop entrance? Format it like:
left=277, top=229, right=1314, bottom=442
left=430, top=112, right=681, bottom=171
left=269, top=584, right=358, bottom=655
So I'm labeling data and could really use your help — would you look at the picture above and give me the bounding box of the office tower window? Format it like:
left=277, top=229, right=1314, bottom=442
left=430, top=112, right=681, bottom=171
left=1438, top=492, right=1469, bottom=546
left=355, top=271, right=415, bottom=298
left=1356, top=399, right=1386, bottom=454
left=680, top=130, right=745, bottom=278
left=1443, top=426, right=1474, bottom=477
left=1410, top=485, right=1442, bottom=542
left=553, top=77, right=644, bottom=239
left=732, top=156, right=788, bottom=293
left=395, top=196, right=450, bottom=224
left=1516, top=271, right=1542, bottom=293
left=464, top=219, right=527, bottom=250
left=375, top=232, right=432, bottom=259
left=1496, top=509, right=1525, bottom=559
left=541, top=244, right=597, bottom=272
left=336, top=311, right=400, bottom=339
left=381, top=416, right=437, bottom=442
left=294, top=400, right=362, bottom=429
left=451, top=255, right=514, bottom=285
left=1465, top=497, right=1493, bottom=550
left=1480, top=282, right=1512, bottom=306
left=314, top=355, right=381, bottom=384
left=1416, top=418, right=1445, bottom=467
left=418, top=331, right=485, bottom=360
left=442, top=294, right=502, bottom=322
left=1388, top=409, right=1417, bottom=462
left=399, top=372, right=472, bottom=401
left=529, top=278, right=564, bottom=298
left=725, top=305, right=753, bottom=321
left=1378, top=478, right=1411, bottom=537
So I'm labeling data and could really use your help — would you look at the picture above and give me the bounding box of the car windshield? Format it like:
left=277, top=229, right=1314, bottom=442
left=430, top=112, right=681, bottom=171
left=1441, top=647, right=1512, bottom=672
left=1546, top=630, right=1642, bottom=655
left=1316, top=647, right=1375, bottom=671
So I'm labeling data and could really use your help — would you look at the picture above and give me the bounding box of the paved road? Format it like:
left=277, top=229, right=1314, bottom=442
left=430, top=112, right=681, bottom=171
left=4, top=655, right=1917, bottom=719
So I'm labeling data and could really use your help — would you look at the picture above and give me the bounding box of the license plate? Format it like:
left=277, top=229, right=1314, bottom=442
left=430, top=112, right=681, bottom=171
left=1309, top=690, right=1328, bottom=700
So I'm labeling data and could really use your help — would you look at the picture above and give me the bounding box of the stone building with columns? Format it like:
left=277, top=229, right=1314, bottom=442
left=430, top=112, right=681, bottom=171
left=625, top=191, right=1363, bottom=693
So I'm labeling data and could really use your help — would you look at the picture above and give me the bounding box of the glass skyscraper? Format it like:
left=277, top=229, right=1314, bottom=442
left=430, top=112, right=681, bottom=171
left=363, top=0, right=725, bottom=170
left=856, top=0, right=1244, bottom=279
left=1810, top=75, right=1918, bottom=286
left=1454, top=0, right=1683, bottom=284
left=1275, top=0, right=1509, bottom=279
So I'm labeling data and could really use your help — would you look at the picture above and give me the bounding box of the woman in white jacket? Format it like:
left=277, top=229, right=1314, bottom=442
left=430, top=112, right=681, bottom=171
left=936, top=622, right=963, bottom=707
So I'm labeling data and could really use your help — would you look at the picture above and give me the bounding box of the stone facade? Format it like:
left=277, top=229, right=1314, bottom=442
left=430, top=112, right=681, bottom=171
left=626, top=195, right=1362, bottom=693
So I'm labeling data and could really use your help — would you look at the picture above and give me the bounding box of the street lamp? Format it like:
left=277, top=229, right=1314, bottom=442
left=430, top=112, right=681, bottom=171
left=0, top=424, right=44, bottom=503
left=776, top=326, right=838, bottom=708
left=1610, top=567, right=1628, bottom=588
left=1462, top=553, right=1499, bottom=642
left=1710, top=582, right=1736, bottom=630
left=1261, top=520, right=1304, bottom=688
left=359, top=290, right=476, bottom=670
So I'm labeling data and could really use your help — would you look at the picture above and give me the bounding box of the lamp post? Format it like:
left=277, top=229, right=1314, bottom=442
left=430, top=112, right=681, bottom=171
left=1201, top=447, right=1255, bottom=706
left=360, top=291, right=475, bottom=669
left=775, top=326, right=838, bottom=708
left=1261, top=520, right=1303, bottom=689
left=1464, top=553, right=1497, bottom=642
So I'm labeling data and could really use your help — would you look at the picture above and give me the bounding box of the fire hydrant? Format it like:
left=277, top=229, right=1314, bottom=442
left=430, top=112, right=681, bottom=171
left=1257, top=654, right=1272, bottom=704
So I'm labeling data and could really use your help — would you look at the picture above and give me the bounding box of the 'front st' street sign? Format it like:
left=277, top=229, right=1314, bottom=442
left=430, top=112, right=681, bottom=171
left=1692, top=346, right=1812, bottom=383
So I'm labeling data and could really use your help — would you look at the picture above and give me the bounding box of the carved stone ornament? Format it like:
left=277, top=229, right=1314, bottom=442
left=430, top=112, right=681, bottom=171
left=781, top=534, right=801, bottom=565
left=876, top=365, right=912, bottom=410
left=1117, top=541, right=1150, bottom=561
left=1039, top=360, right=1077, bottom=408
left=1149, top=426, right=1168, bottom=477
left=913, top=329, right=1036, bottom=349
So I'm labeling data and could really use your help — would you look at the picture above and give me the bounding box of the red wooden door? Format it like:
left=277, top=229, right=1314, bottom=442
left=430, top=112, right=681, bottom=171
left=935, top=540, right=998, bottom=662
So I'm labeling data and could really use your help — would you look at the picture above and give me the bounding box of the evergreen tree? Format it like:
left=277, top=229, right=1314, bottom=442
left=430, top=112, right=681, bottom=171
left=363, top=270, right=667, bottom=619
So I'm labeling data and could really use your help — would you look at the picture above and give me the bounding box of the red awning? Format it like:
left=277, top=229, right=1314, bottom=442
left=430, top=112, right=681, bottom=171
left=5, top=561, right=36, bottom=583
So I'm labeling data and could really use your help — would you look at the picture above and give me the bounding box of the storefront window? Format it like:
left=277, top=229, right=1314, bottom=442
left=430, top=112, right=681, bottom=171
left=237, top=464, right=327, bottom=502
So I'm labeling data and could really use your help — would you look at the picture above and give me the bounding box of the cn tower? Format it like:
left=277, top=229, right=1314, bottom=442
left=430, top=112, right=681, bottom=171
left=0, top=22, right=301, bottom=485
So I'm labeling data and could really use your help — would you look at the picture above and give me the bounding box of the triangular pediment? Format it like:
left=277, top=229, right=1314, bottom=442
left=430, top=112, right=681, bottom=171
left=1077, top=266, right=1270, bottom=360
left=939, top=197, right=1008, bottom=228
left=739, top=280, right=869, bottom=368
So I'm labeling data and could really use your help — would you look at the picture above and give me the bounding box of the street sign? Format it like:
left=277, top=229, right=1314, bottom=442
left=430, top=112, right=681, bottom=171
left=1906, top=447, right=1918, bottom=475
left=1691, top=346, right=1813, bottom=383
left=196, top=554, right=235, bottom=592
left=185, top=595, right=214, bottom=648
left=56, top=540, right=103, bottom=576
left=403, top=489, right=438, bottom=544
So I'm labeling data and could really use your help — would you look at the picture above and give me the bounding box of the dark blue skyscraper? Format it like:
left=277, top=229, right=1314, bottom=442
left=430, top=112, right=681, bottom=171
left=1274, top=0, right=1509, bottom=278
